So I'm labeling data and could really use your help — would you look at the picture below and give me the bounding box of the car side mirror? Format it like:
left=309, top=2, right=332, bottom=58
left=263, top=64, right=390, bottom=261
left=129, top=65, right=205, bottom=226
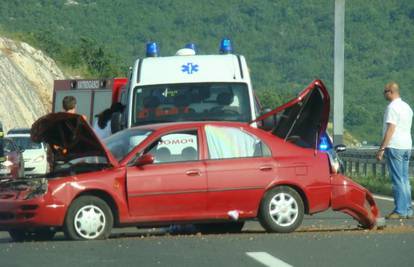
left=258, top=108, right=274, bottom=131
left=135, top=154, right=154, bottom=166
left=111, top=112, right=123, bottom=134
left=334, top=144, right=346, bottom=153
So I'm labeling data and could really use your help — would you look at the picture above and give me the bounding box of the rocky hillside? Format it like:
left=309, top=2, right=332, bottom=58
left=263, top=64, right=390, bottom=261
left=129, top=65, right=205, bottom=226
left=0, top=37, right=65, bottom=132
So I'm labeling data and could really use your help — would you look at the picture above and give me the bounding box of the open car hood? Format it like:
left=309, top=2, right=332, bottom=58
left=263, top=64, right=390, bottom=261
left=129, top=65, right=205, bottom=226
left=31, top=112, right=118, bottom=166
left=251, top=80, right=330, bottom=149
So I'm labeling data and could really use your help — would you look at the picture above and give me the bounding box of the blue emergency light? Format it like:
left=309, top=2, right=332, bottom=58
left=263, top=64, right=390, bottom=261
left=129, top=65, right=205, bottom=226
left=146, top=42, right=159, bottom=57
left=185, top=43, right=197, bottom=53
left=318, top=135, right=330, bottom=151
left=219, top=38, right=233, bottom=54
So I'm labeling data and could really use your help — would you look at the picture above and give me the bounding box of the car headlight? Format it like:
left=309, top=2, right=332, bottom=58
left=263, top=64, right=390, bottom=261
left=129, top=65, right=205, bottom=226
left=2, top=160, right=13, bottom=167
left=24, top=179, right=48, bottom=200
left=32, top=155, right=45, bottom=163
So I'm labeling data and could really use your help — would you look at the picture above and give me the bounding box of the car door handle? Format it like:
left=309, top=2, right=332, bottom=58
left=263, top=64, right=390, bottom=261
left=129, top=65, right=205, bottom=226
left=259, top=165, right=273, bottom=171
left=186, top=169, right=201, bottom=176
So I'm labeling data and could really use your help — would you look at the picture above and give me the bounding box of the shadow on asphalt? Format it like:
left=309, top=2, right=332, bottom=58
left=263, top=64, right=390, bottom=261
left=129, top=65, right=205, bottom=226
left=1, top=216, right=414, bottom=243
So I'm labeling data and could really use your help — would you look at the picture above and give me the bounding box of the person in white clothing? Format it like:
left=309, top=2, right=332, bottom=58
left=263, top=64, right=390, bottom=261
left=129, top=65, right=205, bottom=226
left=93, top=102, right=125, bottom=140
left=93, top=109, right=112, bottom=139
left=376, top=82, right=413, bottom=219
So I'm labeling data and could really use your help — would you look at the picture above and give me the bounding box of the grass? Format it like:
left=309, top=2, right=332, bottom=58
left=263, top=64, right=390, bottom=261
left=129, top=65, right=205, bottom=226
left=351, top=175, right=414, bottom=196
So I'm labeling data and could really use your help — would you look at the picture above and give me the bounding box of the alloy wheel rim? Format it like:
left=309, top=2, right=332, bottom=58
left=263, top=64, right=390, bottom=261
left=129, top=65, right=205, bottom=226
left=74, top=205, right=106, bottom=239
left=268, top=192, right=299, bottom=227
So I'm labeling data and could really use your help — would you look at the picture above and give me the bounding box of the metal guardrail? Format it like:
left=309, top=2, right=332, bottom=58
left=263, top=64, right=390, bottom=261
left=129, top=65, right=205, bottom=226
left=340, top=148, right=414, bottom=178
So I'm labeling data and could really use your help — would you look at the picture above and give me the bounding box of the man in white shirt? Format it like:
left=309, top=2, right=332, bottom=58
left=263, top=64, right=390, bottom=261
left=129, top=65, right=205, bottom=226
left=376, top=82, right=413, bottom=219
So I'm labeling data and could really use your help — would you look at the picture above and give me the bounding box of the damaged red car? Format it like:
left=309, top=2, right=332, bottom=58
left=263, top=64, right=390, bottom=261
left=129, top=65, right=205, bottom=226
left=0, top=80, right=381, bottom=241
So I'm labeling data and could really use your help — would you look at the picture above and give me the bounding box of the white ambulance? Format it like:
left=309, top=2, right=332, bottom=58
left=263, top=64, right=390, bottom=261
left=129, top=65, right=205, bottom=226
left=112, top=39, right=261, bottom=131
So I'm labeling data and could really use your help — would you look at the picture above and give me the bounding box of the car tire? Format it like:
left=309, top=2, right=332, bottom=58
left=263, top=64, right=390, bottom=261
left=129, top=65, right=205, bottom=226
left=32, top=228, right=56, bottom=241
left=195, top=222, right=245, bottom=234
left=8, top=229, right=30, bottom=242
left=8, top=227, right=55, bottom=242
left=259, top=186, right=304, bottom=233
left=64, top=196, right=113, bottom=240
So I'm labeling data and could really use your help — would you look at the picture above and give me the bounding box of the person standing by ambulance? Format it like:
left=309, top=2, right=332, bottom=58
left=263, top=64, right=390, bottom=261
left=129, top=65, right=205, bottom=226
left=93, top=102, right=125, bottom=140
left=376, top=82, right=413, bottom=219
left=62, top=95, right=87, bottom=121
left=52, top=96, right=87, bottom=156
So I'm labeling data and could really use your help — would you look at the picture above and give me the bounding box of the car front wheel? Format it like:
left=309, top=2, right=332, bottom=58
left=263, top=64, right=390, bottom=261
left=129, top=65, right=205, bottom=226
left=259, top=186, right=304, bottom=233
left=64, top=196, right=113, bottom=240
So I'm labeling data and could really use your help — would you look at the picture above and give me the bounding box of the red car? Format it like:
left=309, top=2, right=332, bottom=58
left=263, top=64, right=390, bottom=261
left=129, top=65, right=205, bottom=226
left=0, top=80, right=381, bottom=241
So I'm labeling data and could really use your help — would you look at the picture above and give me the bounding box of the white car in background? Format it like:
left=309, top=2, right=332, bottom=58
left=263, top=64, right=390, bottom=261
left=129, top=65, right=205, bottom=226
left=7, top=128, right=49, bottom=177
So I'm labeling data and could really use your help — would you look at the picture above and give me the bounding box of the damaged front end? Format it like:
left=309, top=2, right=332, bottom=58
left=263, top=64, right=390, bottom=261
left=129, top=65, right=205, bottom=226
left=30, top=112, right=118, bottom=178
left=331, top=173, right=384, bottom=229
left=0, top=178, right=48, bottom=200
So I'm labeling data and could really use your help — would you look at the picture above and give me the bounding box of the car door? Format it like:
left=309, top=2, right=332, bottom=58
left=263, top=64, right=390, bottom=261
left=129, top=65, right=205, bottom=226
left=126, top=128, right=207, bottom=221
left=204, top=125, right=276, bottom=218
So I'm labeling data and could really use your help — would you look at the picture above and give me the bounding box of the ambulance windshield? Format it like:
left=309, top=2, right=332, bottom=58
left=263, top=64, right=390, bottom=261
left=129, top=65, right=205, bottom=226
left=132, top=83, right=252, bottom=126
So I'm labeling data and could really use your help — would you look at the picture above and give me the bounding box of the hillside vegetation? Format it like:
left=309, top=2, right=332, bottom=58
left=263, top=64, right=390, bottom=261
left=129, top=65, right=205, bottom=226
left=0, top=0, right=413, bottom=144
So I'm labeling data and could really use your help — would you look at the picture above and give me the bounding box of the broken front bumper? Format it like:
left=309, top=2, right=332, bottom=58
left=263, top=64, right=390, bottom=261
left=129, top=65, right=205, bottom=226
left=0, top=178, right=66, bottom=229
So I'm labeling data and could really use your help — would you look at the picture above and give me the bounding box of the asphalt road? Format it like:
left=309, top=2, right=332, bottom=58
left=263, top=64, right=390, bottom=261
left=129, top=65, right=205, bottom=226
left=0, top=196, right=413, bottom=267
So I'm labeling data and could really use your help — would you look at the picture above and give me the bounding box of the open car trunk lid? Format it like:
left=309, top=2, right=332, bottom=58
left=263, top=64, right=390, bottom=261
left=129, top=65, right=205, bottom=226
left=251, top=80, right=330, bottom=150
left=31, top=112, right=118, bottom=166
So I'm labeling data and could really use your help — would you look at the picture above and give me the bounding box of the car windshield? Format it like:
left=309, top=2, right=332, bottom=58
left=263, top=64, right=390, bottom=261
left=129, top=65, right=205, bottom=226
left=9, top=136, right=42, bottom=150
left=104, top=128, right=152, bottom=161
left=132, top=83, right=252, bottom=126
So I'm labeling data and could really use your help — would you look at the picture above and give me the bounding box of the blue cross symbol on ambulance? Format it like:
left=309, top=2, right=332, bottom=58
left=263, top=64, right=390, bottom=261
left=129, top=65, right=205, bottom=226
left=181, top=63, right=199, bottom=74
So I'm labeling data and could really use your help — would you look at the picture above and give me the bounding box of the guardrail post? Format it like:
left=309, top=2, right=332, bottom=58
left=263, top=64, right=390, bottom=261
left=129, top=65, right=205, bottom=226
left=381, top=163, right=386, bottom=178
left=348, top=160, right=353, bottom=174
left=372, top=163, right=376, bottom=177
left=363, top=162, right=367, bottom=177
left=355, top=161, right=360, bottom=175
left=343, top=161, right=347, bottom=174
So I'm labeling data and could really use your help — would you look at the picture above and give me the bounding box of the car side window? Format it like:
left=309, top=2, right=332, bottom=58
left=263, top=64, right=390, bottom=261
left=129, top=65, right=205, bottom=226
left=205, top=125, right=271, bottom=159
left=144, top=130, right=199, bottom=163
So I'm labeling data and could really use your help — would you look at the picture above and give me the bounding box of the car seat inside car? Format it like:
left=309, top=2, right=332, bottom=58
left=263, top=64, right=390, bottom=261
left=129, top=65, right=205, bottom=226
left=154, top=147, right=171, bottom=163
left=181, top=147, right=198, bottom=161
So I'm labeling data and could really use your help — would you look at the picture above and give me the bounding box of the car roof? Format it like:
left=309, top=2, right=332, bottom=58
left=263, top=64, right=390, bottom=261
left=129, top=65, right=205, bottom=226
left=6, top=133, right=30, bottom=138
left=130, top=121, right=251, bottom=132
left=7, top=128, right=31, bottom=135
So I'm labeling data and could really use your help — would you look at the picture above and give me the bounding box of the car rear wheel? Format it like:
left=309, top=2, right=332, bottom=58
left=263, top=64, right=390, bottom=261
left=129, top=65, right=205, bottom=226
left=195, top=222, right=245, bottom=234
left=64, top=196, right=113, bottom=240
left=259, top=186, right=304, bottom=233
